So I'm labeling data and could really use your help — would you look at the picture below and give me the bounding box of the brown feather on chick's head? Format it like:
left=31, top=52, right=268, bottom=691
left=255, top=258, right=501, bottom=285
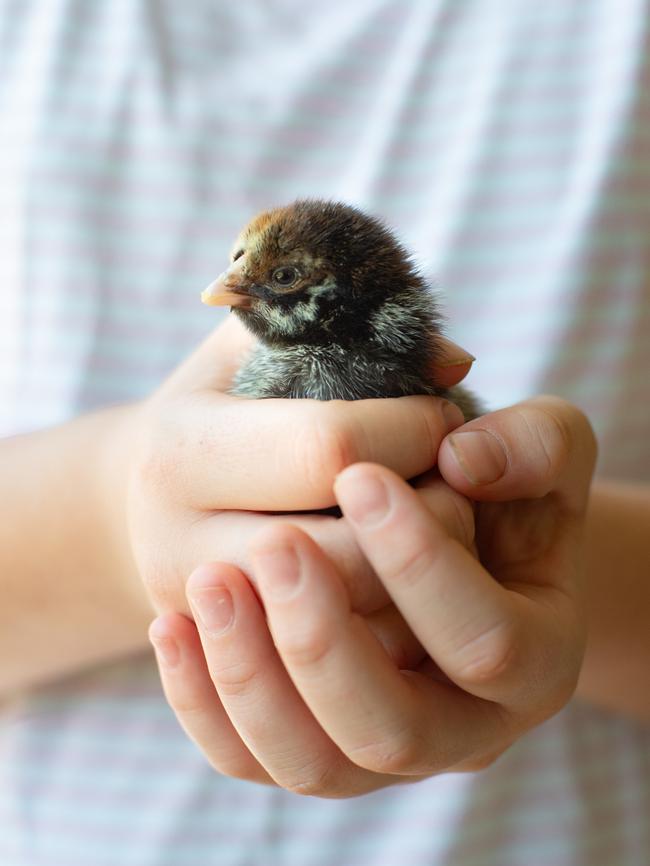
left=202, top=200, right=442, bottom=351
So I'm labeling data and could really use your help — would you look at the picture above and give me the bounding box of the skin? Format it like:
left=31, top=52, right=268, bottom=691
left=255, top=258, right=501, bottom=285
left=0, top=316, right=472, bottom=691
left=144, top=319, right=649, bottom=798
left=3, top=317, right=650, bottom=800
left=148, top=383, right=599, bottom=796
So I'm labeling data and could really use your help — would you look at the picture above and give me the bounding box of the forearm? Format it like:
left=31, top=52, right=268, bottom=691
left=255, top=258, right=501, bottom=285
left=577, top=479, right=650, bottom=721
left=0, top=405, right=153, bottom=694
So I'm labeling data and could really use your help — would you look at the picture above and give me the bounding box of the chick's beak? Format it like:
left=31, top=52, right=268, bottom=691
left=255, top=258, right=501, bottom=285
left=201, top=255, right=252, bottom=308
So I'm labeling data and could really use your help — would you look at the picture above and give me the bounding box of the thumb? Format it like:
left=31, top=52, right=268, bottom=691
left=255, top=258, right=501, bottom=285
left=438, top=396, right=597, bottom=515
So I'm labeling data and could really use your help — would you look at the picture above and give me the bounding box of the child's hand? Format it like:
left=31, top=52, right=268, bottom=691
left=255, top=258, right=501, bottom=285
left=127, top=316, right=471, bottom=618
left=149, top=396, right=596, bottom=797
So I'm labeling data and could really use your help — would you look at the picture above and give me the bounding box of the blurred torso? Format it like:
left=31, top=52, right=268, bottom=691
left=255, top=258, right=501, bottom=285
left=1, top=2, right=649, bottom=864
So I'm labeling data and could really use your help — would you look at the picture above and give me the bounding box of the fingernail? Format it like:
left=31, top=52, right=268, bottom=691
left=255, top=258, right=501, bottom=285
left=335, top=471, right=390, bottom=527
left=189, top=585, right=234, bottom=634
left=149, top=623, right=180, bottom=668
left=441, top=400, right=465, bottom=431
left=448, top=430, right=507, bottom=485
left=255, top=543, right=301, bottom=600
left=438, top=354, right=476, bottom=368
left=436, top=337, right=476, bottom=367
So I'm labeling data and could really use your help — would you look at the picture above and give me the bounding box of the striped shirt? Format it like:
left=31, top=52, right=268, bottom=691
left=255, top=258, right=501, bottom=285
left=1, top=2, right=649, bottom=864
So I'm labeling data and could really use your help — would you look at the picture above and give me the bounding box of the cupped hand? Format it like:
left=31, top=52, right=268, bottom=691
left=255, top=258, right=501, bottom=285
left=149, top=396, right=597, bottom=797
left=127, top=315, right=472, bottom=616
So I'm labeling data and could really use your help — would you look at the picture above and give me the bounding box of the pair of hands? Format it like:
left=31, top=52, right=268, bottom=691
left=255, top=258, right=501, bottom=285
left=129, top=317, right=597, bottom=797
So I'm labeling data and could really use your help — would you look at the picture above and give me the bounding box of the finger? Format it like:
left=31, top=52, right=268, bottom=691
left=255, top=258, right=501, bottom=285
left=181, top=481, right=473, bottom=622
left=142, top=504, right=386, bottom=618
left=185, top=563, right=394, bottom=796
left=412, top=470, right=476, bottom=550
left=165, top=392, right=464, bottom=511
left=252, top=524, right=508, bottom=774
left=438, top=396, right=597, bottom=515
left=334, top=463, right=582, bottom=709
left=186, top=510, right=386, bottom=615
left=433, top=336, right=475, bottom=388
left=148, top=613, right=272, bottom=783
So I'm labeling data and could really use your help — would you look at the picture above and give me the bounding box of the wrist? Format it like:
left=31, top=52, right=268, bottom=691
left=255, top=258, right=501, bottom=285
left=96, top=401, right=155, bottom=625
left=577, top=479, right=650, bottom=721
left=0, top=403, right=156, bottom=692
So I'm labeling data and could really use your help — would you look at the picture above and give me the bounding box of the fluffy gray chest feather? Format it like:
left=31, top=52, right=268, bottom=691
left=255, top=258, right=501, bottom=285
left=231, top=343, right=481, bottom=419
left=231, top=344, right=402, bottom=400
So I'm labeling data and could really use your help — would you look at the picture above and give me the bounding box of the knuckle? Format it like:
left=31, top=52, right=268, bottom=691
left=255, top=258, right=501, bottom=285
left=348, top=726, right=423, bottom=775
left=530, top=398, right=598, bottom=472
left=210, top=659, right=261, bottom=698
left=279, top=621, right=335, bottom=669
left=509, top=405, right=572, bottom=492
left=454, top=618, right=519, bottom=687
left=393, top=531, right=438, bottom=588
left=518, top=407, right=566, bottom=476
left=282, top=761, right=340, bottom=798
left=297, top=406, right=359, bottom=496
left=133, top=402, right=187, bottom=497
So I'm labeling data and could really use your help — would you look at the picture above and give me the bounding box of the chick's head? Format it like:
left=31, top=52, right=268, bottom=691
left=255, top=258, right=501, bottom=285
left=202, top=200, right=428, bottom=347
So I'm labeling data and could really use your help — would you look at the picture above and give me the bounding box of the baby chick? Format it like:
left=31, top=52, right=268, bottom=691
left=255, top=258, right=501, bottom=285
left=202, top=200, right=481, bottom=419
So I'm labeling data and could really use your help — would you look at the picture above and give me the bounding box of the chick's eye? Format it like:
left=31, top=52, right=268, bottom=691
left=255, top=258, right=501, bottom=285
left=271, top=266, right=299, bottom=288
left=232, top=249, right=245, bottom=262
